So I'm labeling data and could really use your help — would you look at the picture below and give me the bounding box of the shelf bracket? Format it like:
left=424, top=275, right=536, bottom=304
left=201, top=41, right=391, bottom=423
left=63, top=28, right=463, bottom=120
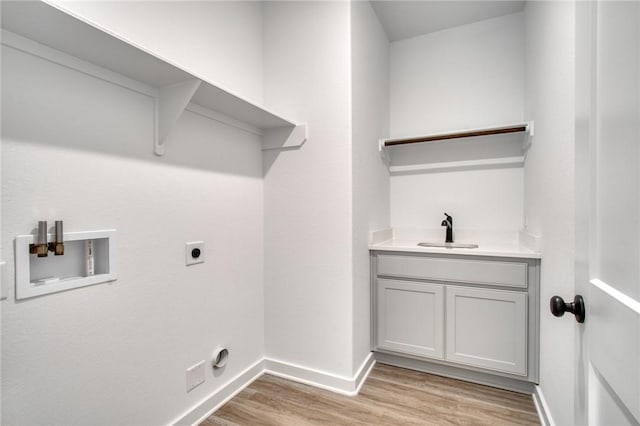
left=262, top=123, right=308, bottom=151
left=523, top=120, right=535, bottom=151
left=154, top=78, right=202, bottom=156
left=379, top=138, right=390, bottom=165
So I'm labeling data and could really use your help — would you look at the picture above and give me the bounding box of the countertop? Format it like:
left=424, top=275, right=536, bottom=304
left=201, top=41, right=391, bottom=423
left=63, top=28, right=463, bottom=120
left=368, top=229, right=541, bottom=259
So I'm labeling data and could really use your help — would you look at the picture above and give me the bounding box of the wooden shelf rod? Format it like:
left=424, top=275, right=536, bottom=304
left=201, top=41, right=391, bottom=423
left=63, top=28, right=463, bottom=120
left=384, top=124, right=528, bottom=147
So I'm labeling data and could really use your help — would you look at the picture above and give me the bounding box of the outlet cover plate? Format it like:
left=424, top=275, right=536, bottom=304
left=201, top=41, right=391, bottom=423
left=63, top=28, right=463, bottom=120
left=186, top=360, right=205, bottom=392
left=185, top=241, right=205, bottom=266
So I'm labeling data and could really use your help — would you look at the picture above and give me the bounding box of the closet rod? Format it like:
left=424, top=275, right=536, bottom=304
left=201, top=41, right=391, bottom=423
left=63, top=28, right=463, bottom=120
left=384, top=124, right=528, bottom=147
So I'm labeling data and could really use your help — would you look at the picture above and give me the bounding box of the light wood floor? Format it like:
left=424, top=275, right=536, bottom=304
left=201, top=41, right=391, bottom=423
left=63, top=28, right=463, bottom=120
left=202, top=363, right=540, bottom=425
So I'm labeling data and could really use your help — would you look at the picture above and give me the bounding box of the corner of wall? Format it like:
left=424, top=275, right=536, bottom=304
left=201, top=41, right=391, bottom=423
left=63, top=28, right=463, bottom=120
left=349, top=0, right=391, bottom=376
left=523, top=2, right=577, bottom=426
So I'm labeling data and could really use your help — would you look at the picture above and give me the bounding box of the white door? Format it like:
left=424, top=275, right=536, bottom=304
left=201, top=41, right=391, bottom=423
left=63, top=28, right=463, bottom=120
left=575, top=1, right=640, bottom=424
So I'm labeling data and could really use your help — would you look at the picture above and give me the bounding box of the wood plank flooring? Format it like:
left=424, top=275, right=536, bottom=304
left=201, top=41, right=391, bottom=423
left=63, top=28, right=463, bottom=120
left=201, top=363, right=540, bottom=425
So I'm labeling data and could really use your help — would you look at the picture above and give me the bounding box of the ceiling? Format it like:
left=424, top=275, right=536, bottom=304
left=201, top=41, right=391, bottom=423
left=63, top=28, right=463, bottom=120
left=370, top=1, right=526, bottom=42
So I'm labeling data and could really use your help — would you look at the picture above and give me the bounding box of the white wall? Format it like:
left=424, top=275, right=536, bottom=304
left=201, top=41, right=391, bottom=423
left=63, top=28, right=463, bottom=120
left=350, top=1, right=390, bottom=373
left=262, top=1, right=355, bottom=378
left=388, top=13, right=525, bottom=233
left=391, top=166, right=524, bottom=232
left=1, top=3, right=265, bottom=425
left=0, top=56, right=3, bottom=421
left=524, top=2, right=576, bottom=426
left=390, top=12, right=525, bottom=137
left=52, top=0, right=264, bottom=105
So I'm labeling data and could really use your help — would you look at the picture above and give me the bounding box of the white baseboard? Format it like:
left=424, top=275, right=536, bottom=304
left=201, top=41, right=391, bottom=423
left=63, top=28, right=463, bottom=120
left=171, top=359, right=265, bottom=426
left=171, top=353, right=376, bottom=425
left=354, top=353, right=376, bottom=394
left=265, top=352, right=376, bottom=396
left=533, top=385, right=554, bottom=426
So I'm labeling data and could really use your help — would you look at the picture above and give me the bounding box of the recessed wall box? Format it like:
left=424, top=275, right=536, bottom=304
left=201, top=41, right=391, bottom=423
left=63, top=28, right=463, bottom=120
left=15, top=229, right=117, bottom=300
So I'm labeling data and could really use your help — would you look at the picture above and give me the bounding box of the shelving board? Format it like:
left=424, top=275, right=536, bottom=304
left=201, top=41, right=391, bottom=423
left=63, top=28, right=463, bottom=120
left=388, top=156, right=526, bottom=174
left=0, top=0, right=306, bottom=155
left=380, top=122, right=533, bottom=173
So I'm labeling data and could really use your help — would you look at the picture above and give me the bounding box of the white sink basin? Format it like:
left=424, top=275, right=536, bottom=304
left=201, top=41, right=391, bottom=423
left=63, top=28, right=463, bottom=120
left=417, top=242, right=479, bottom=249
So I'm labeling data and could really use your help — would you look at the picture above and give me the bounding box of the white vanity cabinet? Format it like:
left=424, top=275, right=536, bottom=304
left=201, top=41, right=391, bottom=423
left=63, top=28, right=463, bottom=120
left=376, top=279, right=444, bottom=359
left=445, top=286, right=527, bottom=375
left=371, top=251, right=540, bottom=388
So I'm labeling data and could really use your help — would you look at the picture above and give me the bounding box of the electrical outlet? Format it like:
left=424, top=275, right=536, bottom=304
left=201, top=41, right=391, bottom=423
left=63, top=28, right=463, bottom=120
left=186, top=360, right=205, bottom=392
left=185, top=241, right=205, bottom=266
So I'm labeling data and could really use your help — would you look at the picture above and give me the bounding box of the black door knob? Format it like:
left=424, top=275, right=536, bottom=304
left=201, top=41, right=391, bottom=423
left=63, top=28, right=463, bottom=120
left=550, top=295, right=585, bottom=323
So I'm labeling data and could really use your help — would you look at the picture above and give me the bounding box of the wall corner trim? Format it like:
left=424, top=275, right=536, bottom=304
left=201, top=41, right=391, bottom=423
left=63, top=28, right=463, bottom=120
left=533, top=384, right=555, bottom=426
left=265, top=352, right=376, bottom=396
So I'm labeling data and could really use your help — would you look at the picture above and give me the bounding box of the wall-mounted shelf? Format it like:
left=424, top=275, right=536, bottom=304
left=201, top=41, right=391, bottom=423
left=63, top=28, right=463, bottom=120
left=380, top=122, right=533, bottom=173
left=0, top=0, right=307, bottom=155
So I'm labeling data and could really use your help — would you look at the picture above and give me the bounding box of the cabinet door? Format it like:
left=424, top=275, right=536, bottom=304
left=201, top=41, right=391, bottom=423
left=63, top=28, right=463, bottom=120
left=376, top=279, right=444, bottom=359
left=446, top=286, right=527, bottom=375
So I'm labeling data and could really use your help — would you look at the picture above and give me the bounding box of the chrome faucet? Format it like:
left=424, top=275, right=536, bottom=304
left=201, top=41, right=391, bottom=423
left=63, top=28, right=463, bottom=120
left=441, top=213, right=453, bottom=243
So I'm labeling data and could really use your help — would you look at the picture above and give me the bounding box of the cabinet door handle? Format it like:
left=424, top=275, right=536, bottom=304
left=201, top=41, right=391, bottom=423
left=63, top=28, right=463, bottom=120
left=550, top=295, right=585, bottom=323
